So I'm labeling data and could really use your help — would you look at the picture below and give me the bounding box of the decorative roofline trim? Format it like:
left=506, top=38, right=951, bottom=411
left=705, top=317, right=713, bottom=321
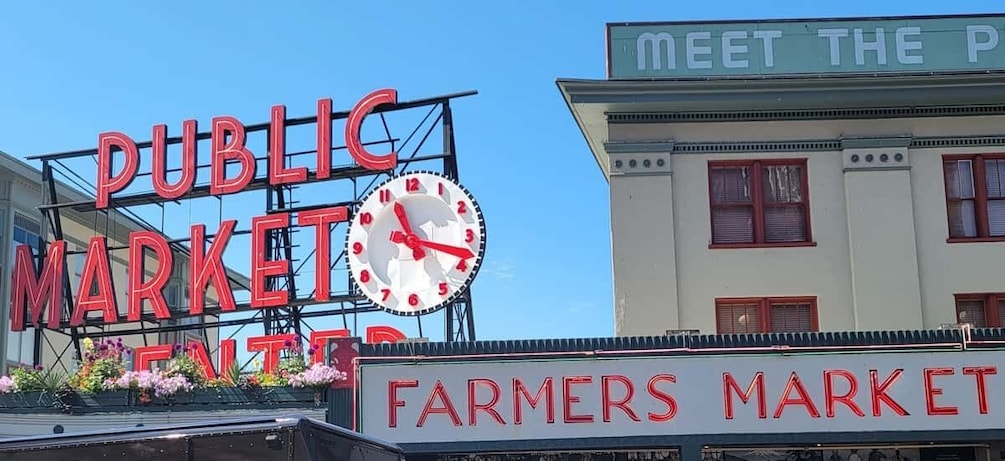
left=361, top=328, right=1004, bottom=359
left=604, top=141, right=675, bottom=154
left=671, top=140, right=839, bottom=153
left=608, top=105, right=1005, bottom=124
left=655, top=135, right=1005, bottom=155
left=841, top=136, right=914, bottom=149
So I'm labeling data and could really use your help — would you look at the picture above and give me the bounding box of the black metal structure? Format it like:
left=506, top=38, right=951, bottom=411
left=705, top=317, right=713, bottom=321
left=0, top=414, right=405, bottom=461
left=23, top=90, right=480, bottom=367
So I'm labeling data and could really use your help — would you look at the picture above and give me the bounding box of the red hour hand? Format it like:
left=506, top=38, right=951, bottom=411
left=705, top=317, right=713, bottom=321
left=393, top=202, right=414, bottom=233
left=391, top=202, right=425, bottom=259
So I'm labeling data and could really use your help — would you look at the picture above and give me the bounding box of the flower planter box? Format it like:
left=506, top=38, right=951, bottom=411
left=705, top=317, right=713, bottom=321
left=144, top=388, right=255, bottom=407
left=0, top=391, right=59, bottom=410
left=210, top=387, right=256, bottom=405
left=78, top=390, right=132, bottom=409
left=259, top=386, right=326, bottom=406
left=0, top=386, right=336, bottom=412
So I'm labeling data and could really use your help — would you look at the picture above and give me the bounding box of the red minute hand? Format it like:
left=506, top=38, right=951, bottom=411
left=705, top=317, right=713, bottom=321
left=414, top=239, right=474, bottom=260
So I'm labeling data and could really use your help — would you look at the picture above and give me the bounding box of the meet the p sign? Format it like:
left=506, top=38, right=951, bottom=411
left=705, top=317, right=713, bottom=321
left=346, top=171, right=486, bottom=316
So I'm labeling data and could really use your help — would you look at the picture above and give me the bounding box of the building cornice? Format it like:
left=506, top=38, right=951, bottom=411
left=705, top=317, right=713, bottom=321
left=559, top=73, right=1005, bottom=112
left=556, top=73, right=1005, bottom=183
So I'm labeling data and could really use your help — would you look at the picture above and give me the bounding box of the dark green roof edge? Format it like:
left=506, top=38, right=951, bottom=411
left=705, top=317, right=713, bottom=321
left=362, top=328, right=1005, bottom=358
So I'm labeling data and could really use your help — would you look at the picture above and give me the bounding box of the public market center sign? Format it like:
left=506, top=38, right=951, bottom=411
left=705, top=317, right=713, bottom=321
left=608, top=14, right=1005, bottom=79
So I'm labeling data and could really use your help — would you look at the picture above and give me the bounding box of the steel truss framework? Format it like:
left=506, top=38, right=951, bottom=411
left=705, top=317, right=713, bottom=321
left=23, top=90, right=479, bottom=368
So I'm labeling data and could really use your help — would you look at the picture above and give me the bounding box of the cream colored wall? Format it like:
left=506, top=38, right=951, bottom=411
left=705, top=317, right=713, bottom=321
left=913, top=145, right=1005, bottom=328
left=606, top=114, right=1005, bottom=336
left=670, top=151, right=857, bottom=334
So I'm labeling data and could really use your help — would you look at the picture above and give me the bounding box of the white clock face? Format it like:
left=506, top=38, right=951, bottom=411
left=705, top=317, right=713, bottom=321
left=345, top=171, right=486, bottom=316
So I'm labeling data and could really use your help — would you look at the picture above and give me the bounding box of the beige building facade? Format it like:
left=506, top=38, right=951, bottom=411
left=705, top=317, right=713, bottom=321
left=560, top=15, right=1005, bottom=337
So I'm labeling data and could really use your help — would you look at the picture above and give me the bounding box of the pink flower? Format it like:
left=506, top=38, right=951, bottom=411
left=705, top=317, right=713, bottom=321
left=288, top=364, right=347, bottom=388
left=103, top=369, right=194, bottom=397
left=0, top=376, right=15, bottom=393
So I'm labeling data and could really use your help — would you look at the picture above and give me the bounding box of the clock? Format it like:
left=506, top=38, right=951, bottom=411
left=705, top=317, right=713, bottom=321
left=345, top=171, right=486, bottom=316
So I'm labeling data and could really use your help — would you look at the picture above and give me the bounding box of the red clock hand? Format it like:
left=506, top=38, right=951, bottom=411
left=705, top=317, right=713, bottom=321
left=391, top=202, right=424, bottom=259
left=414, top=239, right=475, bottom=260
left=393, top=202, right=414, bottom=233
left=390, top=232, right=474, bottom=259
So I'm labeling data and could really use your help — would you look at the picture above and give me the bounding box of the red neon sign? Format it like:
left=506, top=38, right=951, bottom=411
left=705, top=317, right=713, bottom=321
left=134, top=325, right=404, bottom=376
left=94, top=88, right=398, bottom=209
left=9, top=89, right=401, bottom=332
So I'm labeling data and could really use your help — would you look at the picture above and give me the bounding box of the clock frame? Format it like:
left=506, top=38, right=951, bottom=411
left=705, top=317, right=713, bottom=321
left=345, top=171, right=486, bottom=316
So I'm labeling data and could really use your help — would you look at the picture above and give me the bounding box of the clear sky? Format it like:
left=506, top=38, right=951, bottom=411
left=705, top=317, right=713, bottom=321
left=1, top=0, right=1002, bottom=345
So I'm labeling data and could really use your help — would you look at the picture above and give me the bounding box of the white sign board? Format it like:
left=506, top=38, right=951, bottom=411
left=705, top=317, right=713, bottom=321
left=358, top=350, right=1003, bottom=444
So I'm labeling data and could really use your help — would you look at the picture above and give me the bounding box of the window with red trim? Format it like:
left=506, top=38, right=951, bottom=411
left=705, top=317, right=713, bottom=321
left=715, top=297, right=818, bottom=334
left=955, top=293, right=1005, bottom=327
left=708, top=159, right=812, bottom=247
left=943, top=154, right=1005, bottom=240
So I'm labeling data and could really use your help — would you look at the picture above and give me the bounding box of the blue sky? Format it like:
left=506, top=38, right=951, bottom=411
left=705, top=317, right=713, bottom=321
left=1, top=0, right=1002, bottom=344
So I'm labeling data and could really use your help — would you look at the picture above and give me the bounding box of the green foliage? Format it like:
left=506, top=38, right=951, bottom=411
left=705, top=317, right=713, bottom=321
left=70, top=337, right=128, bottom=395
left=166, top=349, right=207, bottom=386
left=241, top=337, right=319, bottom=388
left=9, top=366, right=67, bottom=392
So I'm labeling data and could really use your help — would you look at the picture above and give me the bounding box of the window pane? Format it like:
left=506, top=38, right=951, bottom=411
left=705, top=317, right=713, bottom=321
left=710, top=167, right=751, bottom=204
left=764, top=204, right=807, bottom=242
left=987, top=159, right=1005, bottom=198
left=20, top=328, right=34, bottom=365
left=957, top=299, right=987, bottom=327
left=998, top=299, right=1005, bottom=328
left=945, top=160, right=975, bottom=199
left=948, top=199, right=979, bottom=238
left=717, top=302, right=761, bottom=334
left=5, top=331, right=20, bottom=363
left=762, top=164, right=803, bottom=203
left=770, top=301, right=814, bottom=332
left=988, top=199, right=1005, bottom=236
left=711, top=206, right=754, bottom=244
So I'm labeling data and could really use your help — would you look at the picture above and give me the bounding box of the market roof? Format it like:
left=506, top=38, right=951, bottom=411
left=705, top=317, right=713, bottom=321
left=0, top=414, right=403, bottom=455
